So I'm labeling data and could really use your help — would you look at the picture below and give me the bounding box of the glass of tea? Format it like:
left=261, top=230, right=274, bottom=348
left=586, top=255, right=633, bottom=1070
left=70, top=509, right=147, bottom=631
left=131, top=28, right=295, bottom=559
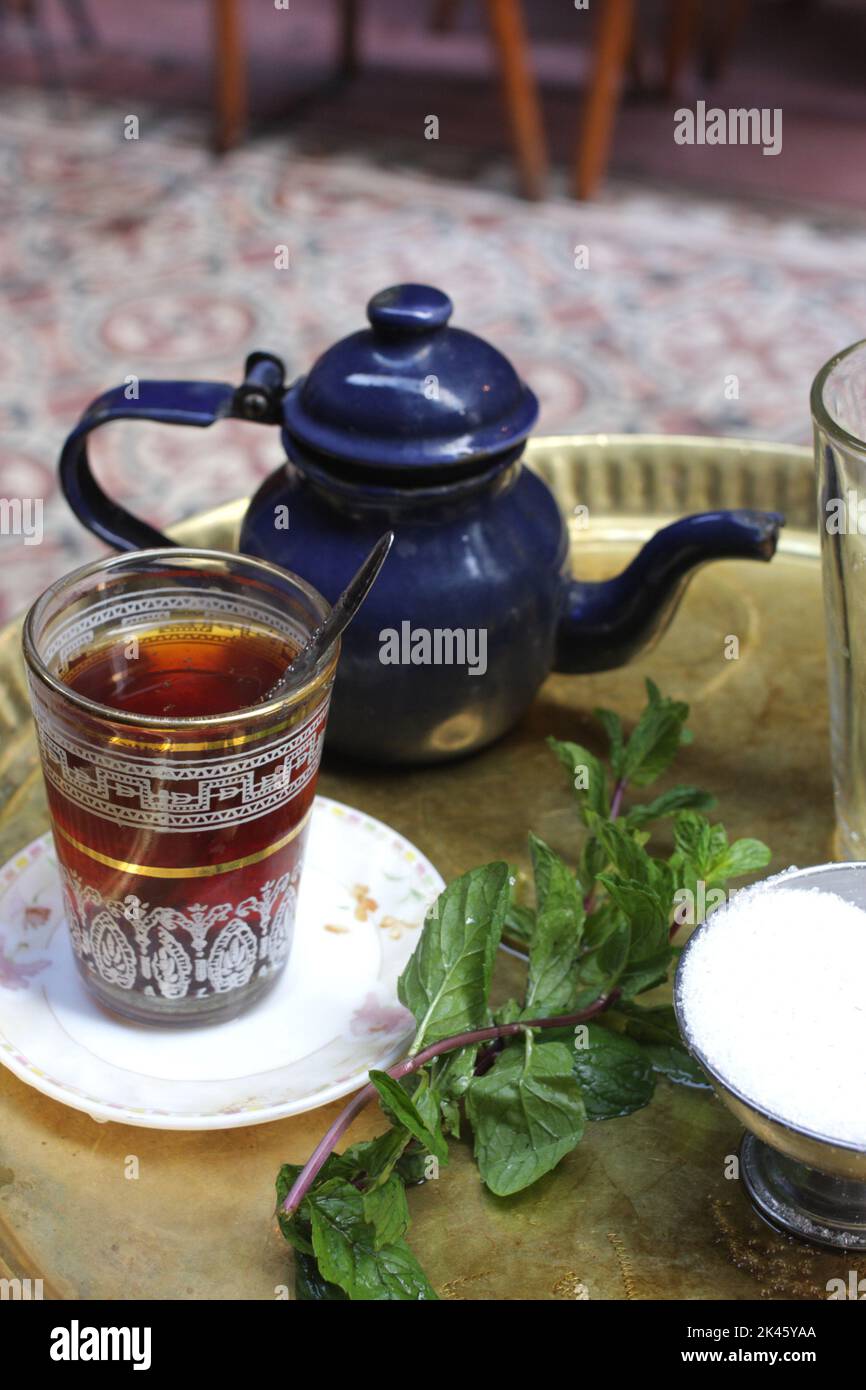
left=22, top=548, right=339, bottom=1026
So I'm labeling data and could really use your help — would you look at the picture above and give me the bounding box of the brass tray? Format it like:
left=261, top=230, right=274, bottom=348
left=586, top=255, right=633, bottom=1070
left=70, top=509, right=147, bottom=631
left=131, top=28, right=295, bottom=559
left=0, top=434, right=846, bottom=1301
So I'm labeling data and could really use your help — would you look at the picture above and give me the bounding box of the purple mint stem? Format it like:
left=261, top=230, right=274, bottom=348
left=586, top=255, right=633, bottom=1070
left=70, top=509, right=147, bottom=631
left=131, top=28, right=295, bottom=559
left=609, top=777, right=627, bottom=821
left=280, top=991, right=620, bottom=1216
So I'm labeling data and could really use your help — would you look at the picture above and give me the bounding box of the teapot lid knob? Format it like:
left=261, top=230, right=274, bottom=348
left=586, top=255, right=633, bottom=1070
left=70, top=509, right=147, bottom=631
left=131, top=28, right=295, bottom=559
left=367, top=284, right=452, bottom=335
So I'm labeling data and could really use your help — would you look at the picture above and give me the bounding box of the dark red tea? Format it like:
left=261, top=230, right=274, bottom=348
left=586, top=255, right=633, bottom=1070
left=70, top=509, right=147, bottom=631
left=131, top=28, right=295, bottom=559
left=33, top=622, right=332, bottom=1023
left=65, top=627, right=297, bottom=718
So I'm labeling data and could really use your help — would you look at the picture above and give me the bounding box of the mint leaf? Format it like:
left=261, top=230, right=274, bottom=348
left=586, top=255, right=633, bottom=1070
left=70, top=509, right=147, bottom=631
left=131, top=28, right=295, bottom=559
left=362, top=1173, right=410, bottom=1249
left=572, top=1022, right=655, bottom=1119
left=711, top=837, right=772, bottom=880
left=598, top=875, right=672, bottom=997
left=523, top=833, right=585, bottom=1015
left=369, top=1071, right=448, bottom=1163
left=398, top=862, right=511, bottom=1051
left=429, top=1045, right=481, bottom=1139
left=503, top=902, right=536, bottom=947
left=672, top=810, right=714, bottom=867
left=619, top=954, right=671, bottom=999
left=596, top=819, right=655, bottom=882
left=395, top=1146, right=432, bottom=1186
left=612, top=1002, right=710, bottom=1089
left=307, top=1181, right=437, bottom=1300
left=466, top=1034, right=585, bottom=1196
left=340, top=1128, right=414, bottom=1190
left=594, top=707, right=625, bottom=779
left=580, top=833, right=608, bottom=887
left=295, top=1251, right=349, bottom=1300
left=625, top=786, right=716, bottom=830
left=643, top=1043, right=709, bottom=1087
left=547, top=737, right=609, bottom=818
left=435, top=1043, right=480, bottom=1092
left=619, top=680, right=691, bottom=788
left=493, top=998, right=522, bottom=1026
left=411, top=1074, right=450, bottom=1158
left=574, top=901, right=630, bottom=1006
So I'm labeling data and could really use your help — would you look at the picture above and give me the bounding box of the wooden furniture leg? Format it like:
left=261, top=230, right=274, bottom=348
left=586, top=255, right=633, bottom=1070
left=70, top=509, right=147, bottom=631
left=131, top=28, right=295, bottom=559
left=337, top=0, right=359, bottom=79
left=664, top=0, right=699, bottom=97
left=211, top=0, right=246, bottom=153
left=483, top=0, right=549, bottom=200
left=573, top=0, right=634, bottom=200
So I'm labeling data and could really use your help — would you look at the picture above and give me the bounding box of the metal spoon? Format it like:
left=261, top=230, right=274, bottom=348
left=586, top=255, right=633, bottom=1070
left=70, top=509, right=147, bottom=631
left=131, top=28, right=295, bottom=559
left=263, top=531, right=394, bottom=702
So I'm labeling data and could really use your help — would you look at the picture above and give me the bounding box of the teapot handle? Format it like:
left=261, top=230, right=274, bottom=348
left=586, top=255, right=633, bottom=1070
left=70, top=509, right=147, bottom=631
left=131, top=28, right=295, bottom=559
left=59, top=353, right=287, bottom=552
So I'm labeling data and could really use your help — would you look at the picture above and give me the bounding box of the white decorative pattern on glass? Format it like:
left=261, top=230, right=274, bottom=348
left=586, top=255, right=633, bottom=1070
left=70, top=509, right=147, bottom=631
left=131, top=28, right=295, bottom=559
left=37, top=698, right=327, bottom=831
left=60, top=866, right=300, bottom=999
left=42, top=588, right=304, bottom=668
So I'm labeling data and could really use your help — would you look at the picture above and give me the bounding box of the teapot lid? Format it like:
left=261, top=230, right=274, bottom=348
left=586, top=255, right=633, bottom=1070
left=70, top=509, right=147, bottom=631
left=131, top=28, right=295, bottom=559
left=281, top=284, right=538, bottom=478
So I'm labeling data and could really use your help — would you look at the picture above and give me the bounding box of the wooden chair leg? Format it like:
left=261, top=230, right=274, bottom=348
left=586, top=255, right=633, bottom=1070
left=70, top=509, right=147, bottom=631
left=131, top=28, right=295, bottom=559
left=573, top=0, right=634, bottom=200
left=483, top=0, right=549, bottom=200
left=211, top=0, right=246, bottom=153
left=337, top=0, right=360, bottom=79
left=664, top=0, right=699, bottom=98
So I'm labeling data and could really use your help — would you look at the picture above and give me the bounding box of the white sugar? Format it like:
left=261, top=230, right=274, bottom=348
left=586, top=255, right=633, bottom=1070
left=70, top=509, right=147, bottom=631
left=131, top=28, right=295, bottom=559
left=678, top=884, right=866, bottom=1146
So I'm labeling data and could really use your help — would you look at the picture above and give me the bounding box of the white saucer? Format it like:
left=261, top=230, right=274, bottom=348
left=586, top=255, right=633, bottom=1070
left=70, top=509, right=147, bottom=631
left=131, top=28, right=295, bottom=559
left=0, top=797, right=443, bottom=1129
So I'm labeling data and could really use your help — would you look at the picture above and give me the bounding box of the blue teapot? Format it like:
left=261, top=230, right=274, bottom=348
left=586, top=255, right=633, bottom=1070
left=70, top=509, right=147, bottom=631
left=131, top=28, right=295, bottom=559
left=59, top=284, right=781, bottom=764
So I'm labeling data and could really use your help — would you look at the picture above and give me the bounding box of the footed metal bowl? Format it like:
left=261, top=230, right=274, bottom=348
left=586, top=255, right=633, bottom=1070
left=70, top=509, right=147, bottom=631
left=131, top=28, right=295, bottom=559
left=675, top=862, right=866, bottom=1251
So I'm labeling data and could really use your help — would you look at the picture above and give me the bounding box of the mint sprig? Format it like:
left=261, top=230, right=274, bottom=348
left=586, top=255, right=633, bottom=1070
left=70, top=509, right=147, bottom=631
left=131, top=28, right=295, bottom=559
left=276, top=681, right=771, bottom=1299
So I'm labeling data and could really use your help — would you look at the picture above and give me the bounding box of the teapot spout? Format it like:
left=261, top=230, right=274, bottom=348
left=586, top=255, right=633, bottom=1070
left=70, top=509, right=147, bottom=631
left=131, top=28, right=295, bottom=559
left=554, top=509, right=784, bottom=674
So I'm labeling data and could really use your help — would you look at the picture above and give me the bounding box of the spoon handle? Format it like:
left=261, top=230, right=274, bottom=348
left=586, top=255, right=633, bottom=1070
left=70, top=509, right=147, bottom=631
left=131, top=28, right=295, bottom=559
left=265, top=531, right=394, bottom=701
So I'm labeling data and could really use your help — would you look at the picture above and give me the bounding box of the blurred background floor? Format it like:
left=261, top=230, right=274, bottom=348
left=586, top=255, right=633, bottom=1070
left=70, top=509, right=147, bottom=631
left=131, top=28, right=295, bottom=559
left=3, top=0, right=865, bottom=207
left=1, top=0, right=865, bottom=619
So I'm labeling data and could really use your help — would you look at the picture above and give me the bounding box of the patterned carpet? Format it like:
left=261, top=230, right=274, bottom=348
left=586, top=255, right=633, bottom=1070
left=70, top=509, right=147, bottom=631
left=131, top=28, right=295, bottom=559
left=3, top=90, right=866, bottom=622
